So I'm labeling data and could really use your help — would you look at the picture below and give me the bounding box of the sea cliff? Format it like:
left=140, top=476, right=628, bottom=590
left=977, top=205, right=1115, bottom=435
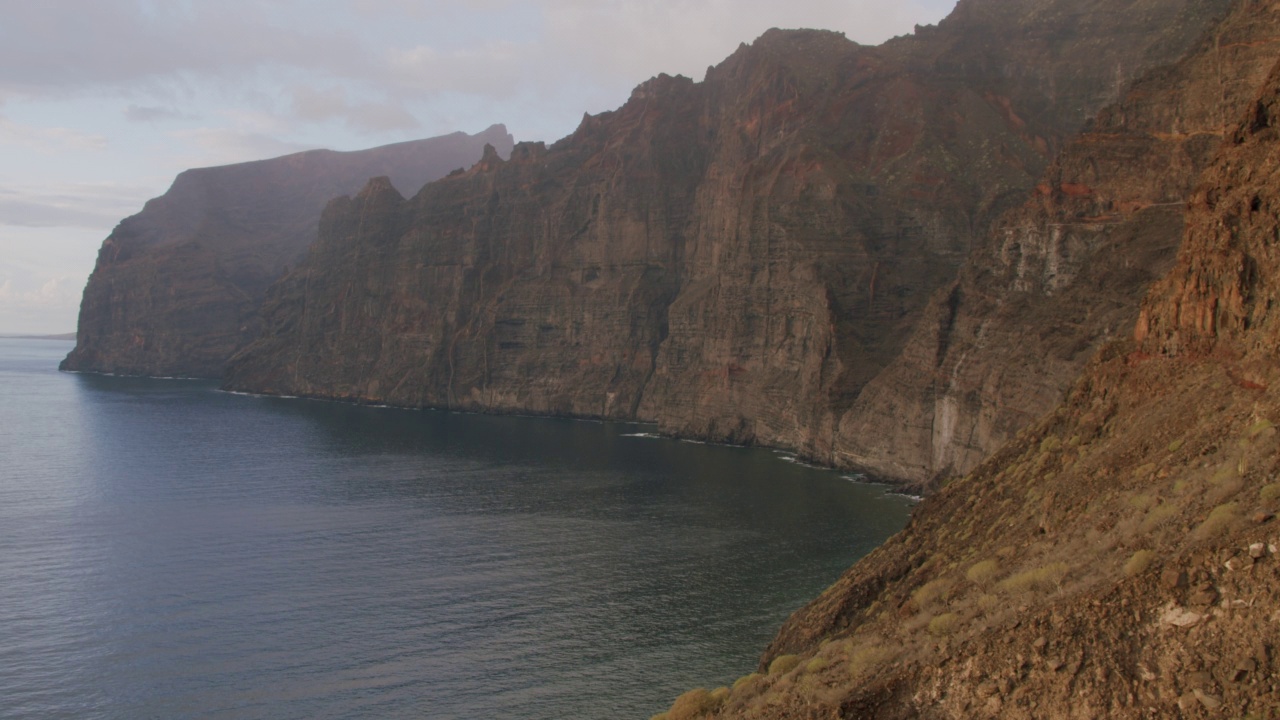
left=223, top=0, right=1227, bottom=488
left=62, top=125, right=513, bottom=378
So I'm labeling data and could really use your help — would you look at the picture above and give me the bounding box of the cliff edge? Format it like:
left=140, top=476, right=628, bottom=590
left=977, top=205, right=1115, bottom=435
left=61, top=125, right=513, bottom=378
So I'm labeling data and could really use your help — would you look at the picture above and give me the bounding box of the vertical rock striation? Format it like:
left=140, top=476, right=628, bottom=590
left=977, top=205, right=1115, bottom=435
left=837, top=0, right=1280, bottom=484
left=61, top=125, right=513, bottom=378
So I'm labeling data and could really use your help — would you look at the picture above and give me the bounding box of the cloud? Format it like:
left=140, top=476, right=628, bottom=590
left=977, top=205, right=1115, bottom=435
left=0, top=1, right=955, bottom=141
left=0, top=225, right=107, bottom=333
left=124, top=104, right=195, bottom=123
left=0, top=270, right=85, bottom=334
left=0, top=117, right=107, bottom=152
left=170, top=127, right=316, bottom=167
left=0, top=182, right=153, bottom=228
left=291, top=86, right=420, bottom=133
left=0, top=1, right=372, bottom=95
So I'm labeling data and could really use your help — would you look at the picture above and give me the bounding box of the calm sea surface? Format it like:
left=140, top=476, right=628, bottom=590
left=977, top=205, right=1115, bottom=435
left=0, top=337, right=911, bottom=719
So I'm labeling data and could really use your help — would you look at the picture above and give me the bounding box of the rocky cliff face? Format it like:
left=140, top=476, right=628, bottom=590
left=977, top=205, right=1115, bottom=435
left=655, top=33, right=1280, bottom=720
left=225, top=0, right=1228, bottom=470
left=836, top=0, right=1280, bottom=484
left=61, top=125, right=513, bottom=378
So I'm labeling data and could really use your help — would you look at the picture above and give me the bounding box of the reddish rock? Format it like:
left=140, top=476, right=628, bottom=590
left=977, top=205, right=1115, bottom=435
left=224, top=0, right=1229, bottom=469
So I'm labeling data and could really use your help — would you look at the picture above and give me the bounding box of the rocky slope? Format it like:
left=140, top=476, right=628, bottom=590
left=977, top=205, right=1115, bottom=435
left=61, top=125, right=513, bottom=378
left=836, top=0, right=1280, bottom=484
left=224, top=0, right=1227, bottom=471
left=650, top=23, right=1280, bottom=720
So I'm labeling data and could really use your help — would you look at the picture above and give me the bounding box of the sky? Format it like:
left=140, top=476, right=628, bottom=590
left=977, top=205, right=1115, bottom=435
left=0, top=0, right=957, bottom=334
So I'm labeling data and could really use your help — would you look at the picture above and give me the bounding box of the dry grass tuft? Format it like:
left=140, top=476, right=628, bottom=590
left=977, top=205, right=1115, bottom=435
left=666, top=688, right=725, bottom=720
left=1124, top=549, right=1157, bottom=576
left=849, top=644, right=895, bottom=679
left=965, top=560, right=1000, bottom=588
left=996, top=562, right=1069, bottom=594
left=805, top=656, right=829, bottom=674
left=928, top=612, right=959, bottom=636
left=1194, top=503, right=1239, bottom=540
left=732, top=673, right=763, bottom=691
left=1246, top=419, right=1275, bottom=438
left=1140, top=503, right=1180, bottom=532
left=768, top=655, right=801, bottom=676
left=912, top=578, right=954, bottom=607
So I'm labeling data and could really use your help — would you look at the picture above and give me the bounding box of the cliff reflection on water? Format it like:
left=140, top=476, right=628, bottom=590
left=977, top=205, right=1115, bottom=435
left=0, top=338, right=910, bottom=720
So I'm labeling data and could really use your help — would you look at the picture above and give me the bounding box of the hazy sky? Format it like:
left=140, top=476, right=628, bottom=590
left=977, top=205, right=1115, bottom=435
left=0, top=0, right=956, bottom=334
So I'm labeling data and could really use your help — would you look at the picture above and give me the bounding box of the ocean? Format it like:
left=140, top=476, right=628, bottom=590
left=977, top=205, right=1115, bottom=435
left=0, top=337, right=909, bottom=719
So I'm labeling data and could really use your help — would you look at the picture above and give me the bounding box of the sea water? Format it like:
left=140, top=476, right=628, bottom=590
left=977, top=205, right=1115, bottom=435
left=0, top=338, right=910, bottom=719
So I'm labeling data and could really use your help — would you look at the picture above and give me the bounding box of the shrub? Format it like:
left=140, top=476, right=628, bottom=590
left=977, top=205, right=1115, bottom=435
left=1167, top=439, right=1185, bottom=453
left=1140, top=503, right=1180, bottom=532
left=806, top=656, right=829, bottom=674
left=1194, top=503, right=1238, bottom=540
left=1211, top=463, right=1239, bottom=486
left=928, top=612, right=959, bottom=636
left=1261, top=483, right=1280, bottom=502
left=1040, top=435, right=1062, bottom=454
left=996, top=562, right=1069, bottom=594
left=732, top=673, right=763, bottom=691
left=768, top=655, right=801, bottom=676
left=966, top=560, right=1000, bottom=588
left=1247, top=419, right=1275, bottom=438
left=1128, top=493, right=1156, bottom=511
left=912, top=578, right=953, bottom=607
left=849, top=645, right=895, bottom=679
left=667, top=688, right=723, bottom=720
left=708, top=687, right=730, bottom=704
left=1124, top=550, right=1157, bottom=576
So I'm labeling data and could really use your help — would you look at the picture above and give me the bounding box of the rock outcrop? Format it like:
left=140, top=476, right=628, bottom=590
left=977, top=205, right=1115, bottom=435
left=224, top=0, right=1228, bottom=475
left=658, top=23, right=1280, bottom=718
left=61, top=125, right=513, bottom=377
left=836, top=0, right=1280, bottom=484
